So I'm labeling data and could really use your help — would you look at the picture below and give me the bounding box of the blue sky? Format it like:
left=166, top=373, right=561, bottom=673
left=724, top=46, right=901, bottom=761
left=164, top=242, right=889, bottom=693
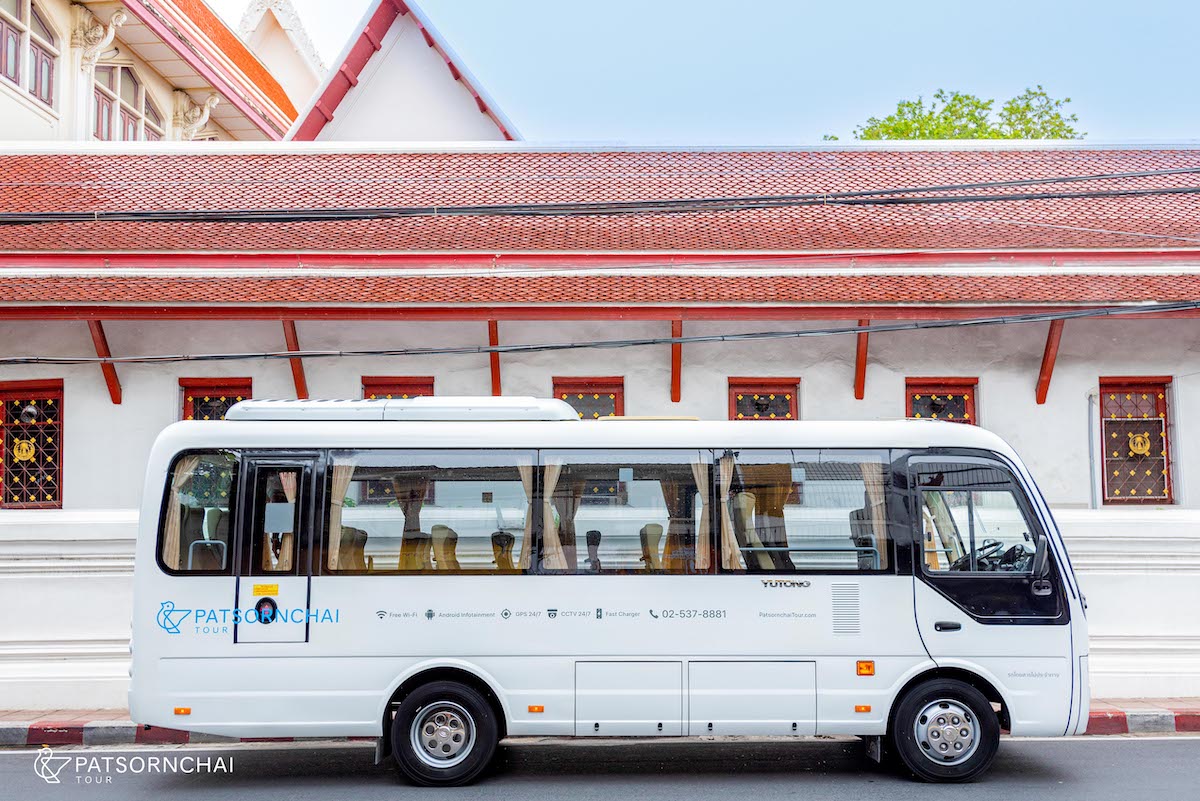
left=214, top=0, right=1200, bottom=143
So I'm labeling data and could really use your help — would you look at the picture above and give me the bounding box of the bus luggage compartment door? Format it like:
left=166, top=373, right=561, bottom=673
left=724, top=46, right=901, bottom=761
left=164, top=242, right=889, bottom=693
left=688, top=661, right=817, bottom=735
left=575, top=661, right=683, bottom=736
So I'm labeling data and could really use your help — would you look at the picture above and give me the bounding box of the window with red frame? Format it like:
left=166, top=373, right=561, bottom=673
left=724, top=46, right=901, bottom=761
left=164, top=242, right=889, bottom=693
left=906, top=378, right=978, bottom=424
left=1100, top=378, right=1172, bottom=504
left=360, top=377, right=435, bottom=505
left=728, top=378, right=799, bottom=420
left=180, top=379, right=252, bottom=421
left=361, top=376, right=435, bottom=400
left=0, top=380, right=63, bottom=508
left=554, top=378, right=624, bottom=420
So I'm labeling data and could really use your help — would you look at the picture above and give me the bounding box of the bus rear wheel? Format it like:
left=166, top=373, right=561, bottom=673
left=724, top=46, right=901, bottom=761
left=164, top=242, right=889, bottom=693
left=890, top=678, right=999, bottom=783
left=391, top=681, right=499, bottom=786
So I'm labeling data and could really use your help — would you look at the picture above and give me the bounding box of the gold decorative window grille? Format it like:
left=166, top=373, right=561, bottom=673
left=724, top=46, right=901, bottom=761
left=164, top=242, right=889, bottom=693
left=181, top=379, right=252, bottom=421
left=728, top=379, right=799, bottom=420
left=1100, top=380, right=1172, bottom=503
left=553, top=378, right=624, bottom=420
left=0, top=381, right=62, bottom=508
left=906, top=379, right=977, bottom=424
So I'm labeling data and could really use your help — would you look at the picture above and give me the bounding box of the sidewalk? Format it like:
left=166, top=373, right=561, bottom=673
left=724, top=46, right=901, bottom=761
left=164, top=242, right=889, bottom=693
left=2, top=700, right=1199, bottom=747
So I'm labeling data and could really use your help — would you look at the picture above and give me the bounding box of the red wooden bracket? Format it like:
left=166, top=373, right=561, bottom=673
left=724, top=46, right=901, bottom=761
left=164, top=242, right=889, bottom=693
left=87, top=320, right=121, bottom=404
left=282, top=320, right=309, bottom=400
left=1036, top=319, right=1065, bottom=405
left=488, top=320, right=501, bottom=396
left=854, top=319, right=869, bottom=400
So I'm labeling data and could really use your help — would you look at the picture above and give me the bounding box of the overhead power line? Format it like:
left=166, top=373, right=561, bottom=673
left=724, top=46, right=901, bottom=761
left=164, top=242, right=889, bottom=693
left=2, top=166, right=1200, bottom=226
left=3, top=301, right=1197, bottom=367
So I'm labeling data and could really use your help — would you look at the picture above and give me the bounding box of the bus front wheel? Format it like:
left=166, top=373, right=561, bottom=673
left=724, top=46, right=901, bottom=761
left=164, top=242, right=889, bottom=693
left=391, top=680, right=499, bottom=786
left=890, top=678, right=1000, bottom=783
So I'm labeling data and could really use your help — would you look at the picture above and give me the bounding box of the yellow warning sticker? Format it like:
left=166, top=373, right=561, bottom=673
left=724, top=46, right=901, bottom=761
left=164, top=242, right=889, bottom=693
left=252, top=583, right=279, bottom=596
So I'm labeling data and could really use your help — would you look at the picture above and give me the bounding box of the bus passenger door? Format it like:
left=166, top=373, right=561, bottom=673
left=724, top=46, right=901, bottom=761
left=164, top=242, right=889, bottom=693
left=235, top=455, right=319, bottom=644
left=909, top=455, right=1074, bottom=734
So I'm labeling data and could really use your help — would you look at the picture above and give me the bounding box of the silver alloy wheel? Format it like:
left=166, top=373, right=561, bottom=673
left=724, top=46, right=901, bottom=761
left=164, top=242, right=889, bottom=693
left=410, top=701, right=476, bottom=769
left=912, top=699, right=979, bottom=766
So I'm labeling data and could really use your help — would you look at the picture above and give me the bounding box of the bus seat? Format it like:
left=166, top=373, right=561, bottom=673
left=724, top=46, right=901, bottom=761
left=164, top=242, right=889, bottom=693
left=399, top=531, right=432, bottom=571
left=639, top=523, right=663, bottom=571
left=179, top=505, right=205, bottom=560
left=339, top=527, right=368, bottom=571
left=213, top=509, right=230, bottom=542
left=585, top=529, right=602, bottom=572
left=188, top=539, right=226, bottom=570
left=849, top=503, right=876, bottom=570
left=431, top=525, right=461, bottom=570
left=733, top=492, right=774, bottom=571
left=491, top=531, right=516, bottom=571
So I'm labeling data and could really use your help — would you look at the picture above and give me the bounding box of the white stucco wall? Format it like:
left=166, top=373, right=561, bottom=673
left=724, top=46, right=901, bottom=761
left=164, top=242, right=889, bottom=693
left=244, top=13, right=319, bottom=112
left=0, top=315, right=1198, bottom=707
left=0, top=0, right=74, bottom=140
left=315, top=11, right=507, bottom=141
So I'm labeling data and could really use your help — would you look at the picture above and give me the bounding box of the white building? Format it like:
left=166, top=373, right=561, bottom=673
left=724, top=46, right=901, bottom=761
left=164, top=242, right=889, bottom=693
left=0, top=0, right=303, bottom=140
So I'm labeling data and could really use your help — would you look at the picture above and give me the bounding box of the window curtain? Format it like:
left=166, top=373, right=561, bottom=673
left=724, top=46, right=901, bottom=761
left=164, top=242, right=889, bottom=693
left=660, top=476, right=694, bottom=573
left=266, top=471, right=298, bottom=572
left=860, top=461, right=888, bottom=570
left=326, top=460, right=356, bottom=571
left=162, top=455, right=200, bottom=570
left=393, top=475, right=429, bottom=571
left=517, top=461, right=535, bottom=570
left=550, top=477, right=584, bottom=572
left=718, top=453, right=743, bottom=570
left=690, top=460, right=711, bottom=571
left=540, top=460, right=568, bottom=570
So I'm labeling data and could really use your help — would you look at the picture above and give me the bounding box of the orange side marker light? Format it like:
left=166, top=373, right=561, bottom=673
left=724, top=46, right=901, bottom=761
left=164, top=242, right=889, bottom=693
left=856, top=660, right=875, bottom=676
left=855, top=705, right=872, bottom=713
left=174, top=707, right=191, bottom=715
left=527, top=705, right=544, bottom=714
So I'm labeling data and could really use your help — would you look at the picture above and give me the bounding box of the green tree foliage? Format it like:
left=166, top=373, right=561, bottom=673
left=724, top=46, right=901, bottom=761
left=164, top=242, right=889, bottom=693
left=851, top=86, right=1082, bottom=140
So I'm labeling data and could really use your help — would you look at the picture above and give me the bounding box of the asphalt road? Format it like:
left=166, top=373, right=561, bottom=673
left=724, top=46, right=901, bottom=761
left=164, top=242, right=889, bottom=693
left=4, top=736, right=1196, bottom=801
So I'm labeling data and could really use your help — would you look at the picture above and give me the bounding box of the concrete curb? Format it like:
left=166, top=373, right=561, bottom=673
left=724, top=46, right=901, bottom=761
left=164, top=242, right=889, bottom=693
left=2, top=701, right=1198, bottom=747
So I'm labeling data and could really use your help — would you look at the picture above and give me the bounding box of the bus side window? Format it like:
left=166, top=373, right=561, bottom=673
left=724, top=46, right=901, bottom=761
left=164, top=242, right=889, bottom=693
left=159, top=451, right=238, bottom=574
left=326, top=449, right=535, bottom=574
left=719, top=449, right=893, bottom=573
left=541, top=450, right=711, bottom=574
left=252, top=468, right=300, bottom=573
left=916, top=463, right=1038, bottom=575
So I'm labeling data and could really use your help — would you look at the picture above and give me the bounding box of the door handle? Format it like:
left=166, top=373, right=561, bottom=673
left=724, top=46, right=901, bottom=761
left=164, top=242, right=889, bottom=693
left=933, top=621, right=962, bottom=632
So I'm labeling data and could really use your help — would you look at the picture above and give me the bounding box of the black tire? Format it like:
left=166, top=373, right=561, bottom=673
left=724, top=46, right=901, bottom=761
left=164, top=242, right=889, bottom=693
left=391, top=681, right=499, bottom=787
left=889, top=678, right=1000, bottom=783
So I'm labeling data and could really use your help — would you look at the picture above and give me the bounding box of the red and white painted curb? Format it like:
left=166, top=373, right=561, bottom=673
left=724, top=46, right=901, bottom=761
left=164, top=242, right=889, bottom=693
left=1085, top=699, right=1200, bottom=735
left=2, top=701, right=1198, bottom=747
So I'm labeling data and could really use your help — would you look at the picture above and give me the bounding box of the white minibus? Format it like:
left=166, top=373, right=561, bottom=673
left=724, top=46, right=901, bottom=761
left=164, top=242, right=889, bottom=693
left=130, top=397, right=1088, bottom=786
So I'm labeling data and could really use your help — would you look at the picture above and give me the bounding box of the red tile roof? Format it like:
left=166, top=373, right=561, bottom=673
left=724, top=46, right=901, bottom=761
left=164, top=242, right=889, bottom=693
left=3, top=147, right=1200, bottom=253
left=2, top=272, right=1196, bottom=308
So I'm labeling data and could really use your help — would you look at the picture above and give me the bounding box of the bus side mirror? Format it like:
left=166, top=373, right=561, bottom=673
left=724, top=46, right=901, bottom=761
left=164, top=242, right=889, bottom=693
left=1031, top=536, right=1050, bottom=578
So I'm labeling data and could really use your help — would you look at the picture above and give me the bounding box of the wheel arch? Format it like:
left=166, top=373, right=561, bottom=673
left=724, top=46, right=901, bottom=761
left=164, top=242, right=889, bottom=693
left=378, top=661, right=509, bottom=760
left=888, top=666, right=1011, bottom=733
